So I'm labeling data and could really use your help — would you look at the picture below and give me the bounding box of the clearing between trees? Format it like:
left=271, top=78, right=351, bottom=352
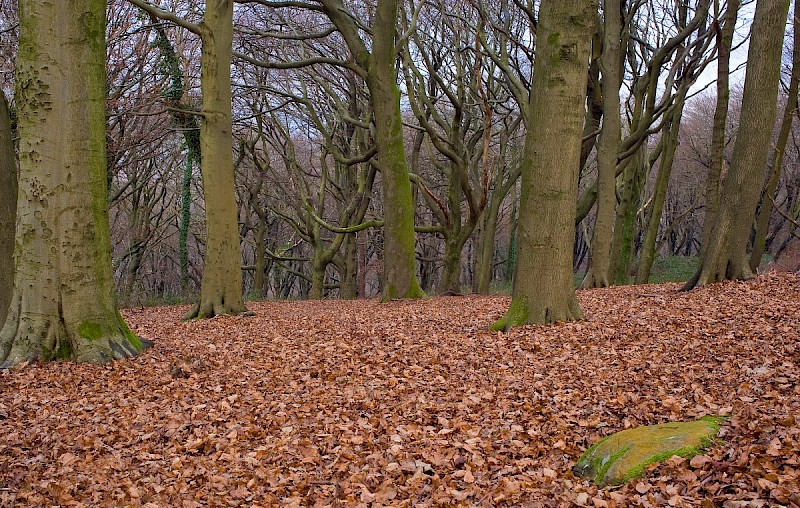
left=1, top=273, right=798, bottom=507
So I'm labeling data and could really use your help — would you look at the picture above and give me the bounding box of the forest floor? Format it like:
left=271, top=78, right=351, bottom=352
left=1, top=273, right=799, bottom=507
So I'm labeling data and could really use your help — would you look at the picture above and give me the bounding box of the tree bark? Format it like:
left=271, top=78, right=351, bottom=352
left=368, top=0, right=425, bottom=300
left=184, top=0, right=248, bottom=318
left=685, top=0, right=790, bottom=289
left=492, top=0, right=596, bottom=330
left=698, top=0, right=739, bottom=261
left=636, top=95, right=685, bottom=284
left=1, top=0, right=148, bottom=367
left=0, top=91, right=16, bottom=328
left=582, top=0, right=624, bottom=289
left=749, top=0, right=800, bottom=272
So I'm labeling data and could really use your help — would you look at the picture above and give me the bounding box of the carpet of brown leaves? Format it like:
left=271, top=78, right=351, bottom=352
left=1, top=272, right=798, bottom=507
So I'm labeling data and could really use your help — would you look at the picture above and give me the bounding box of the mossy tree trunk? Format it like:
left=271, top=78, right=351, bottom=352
left=184, top=0, right=248, bottom=318
left=492, top=0, right=596, bottom=330
left=320, top=0, right=425, bottom=301
left=0, top=91, right=16, bottom=328
left=749, top=0, right=800, bottom=272
left=1, top=0, right=148, bottom=367
left=582, top=0, right=624, bottom=289
left=367, top=0, right=425, bottom=301
left=684, top=0, right=790, bottom=289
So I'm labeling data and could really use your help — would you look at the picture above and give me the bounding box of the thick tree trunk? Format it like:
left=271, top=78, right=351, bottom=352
left=0, top=91, right=16, bottom=327
left=749, top=0, right=800, bottom=272
left=492, top=0, right=595, bottom=330
left=685, top=0, right=790, bottom=289
left=185, top=0, right=248, bottom=318
left=368, top=0, right=425, bottom=301
left=1, top=0, right=148, bottom=367
left=582, top=0, right=624, bottom=289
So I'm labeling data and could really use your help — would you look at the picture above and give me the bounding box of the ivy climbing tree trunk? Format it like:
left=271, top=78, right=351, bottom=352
left=0, top=91, right=16, bottom=328
left=1, top=0, right=148, bottom=367
left=685, top=0, right=790, bottom=289
left=492, top=0, right=596, bottom=330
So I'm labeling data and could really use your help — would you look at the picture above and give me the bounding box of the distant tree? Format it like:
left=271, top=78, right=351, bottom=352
left=492, top=0, right=596, bottom=330
left=0, top=91, right=15, bottom=328
left=685, top=0, right=791, bottom=289
left=0, top=0, right=148, bottom=366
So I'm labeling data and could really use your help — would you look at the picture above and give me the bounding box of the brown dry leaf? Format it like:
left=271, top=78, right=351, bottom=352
left=0, top=273, right=798, bottom=506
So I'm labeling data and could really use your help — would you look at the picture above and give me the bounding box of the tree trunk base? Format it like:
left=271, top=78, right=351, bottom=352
left=581, top=269, right=610, bottom=289
left=490, top=295, right=584, bottom=332
left=183, top=297, right=250, bottom=320
left=0, top=294, right=151, bottom=368
left=682, top=256, right=754, bottom=291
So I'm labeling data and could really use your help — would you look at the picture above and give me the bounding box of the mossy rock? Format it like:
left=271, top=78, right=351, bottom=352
left=572, top=416, right=725, bottom=487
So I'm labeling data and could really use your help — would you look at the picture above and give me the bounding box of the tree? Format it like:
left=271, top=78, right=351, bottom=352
left=129, top=0, right=249, bottom=317
left=0, top=91, right=15, bottom=327
left=684, top=0, right=791, bottom=289
left=581, top=0, right=624, bottom=289
left=492, top=0, right=597, bottom=330
left=749, top=0, right=800, bottom=271
left=0, top=0, right=148, bottom=367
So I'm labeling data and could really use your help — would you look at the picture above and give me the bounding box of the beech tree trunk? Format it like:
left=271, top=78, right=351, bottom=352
left=492, top=0, right=595, bottom=330
left=368, top=0, right=425, bottom=301
left=749, top=0, right=800, bottom=272
left=0, top=91, right=16, bottom=328
left=698, top=0, right=739, bottom=261
left=685, top=0, right=790, bottom=289
left=185, top=0, right=248, bottom=318
left=636, top=95, right=685, bottom=283
left=582, top=0, right=624, bottom=289
left=1, top=0, right=148, bottom=367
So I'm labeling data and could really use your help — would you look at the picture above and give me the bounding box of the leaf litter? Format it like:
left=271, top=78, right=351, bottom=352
left=0, top=272, right=798, bottom=507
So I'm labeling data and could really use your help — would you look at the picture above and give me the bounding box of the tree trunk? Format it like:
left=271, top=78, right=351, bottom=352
left=474, top=187, right=503, bottom=293
left=698, top=0, right=739, bottom=260
left=1, top=0, right=148, bottom=367
left=610, top=143, right=647, bottom=285
left=492, top=0, right=595, bottom=330
left=252, top=221, right=268, bottom=298
left=749, top=0, right=800, bottom=272
left=368, top=0, right=425, bottom=301
left=582, top=0, right=624, bottom=289
left=0, top=91, right=16, bottom=327
left=340, top=233, right=358, bottom=299
left=185, top=0, right=248, bottom=318
left=685, top=0, right=790, bottom=289
left=636, top=97, right=684, bottom=284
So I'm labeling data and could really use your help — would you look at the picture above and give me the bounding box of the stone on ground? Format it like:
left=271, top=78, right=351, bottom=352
left=572, top=416, right=725, bottom=486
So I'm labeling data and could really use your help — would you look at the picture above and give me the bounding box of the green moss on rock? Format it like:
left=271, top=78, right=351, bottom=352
left=573, top=416, right=725, bottom=487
